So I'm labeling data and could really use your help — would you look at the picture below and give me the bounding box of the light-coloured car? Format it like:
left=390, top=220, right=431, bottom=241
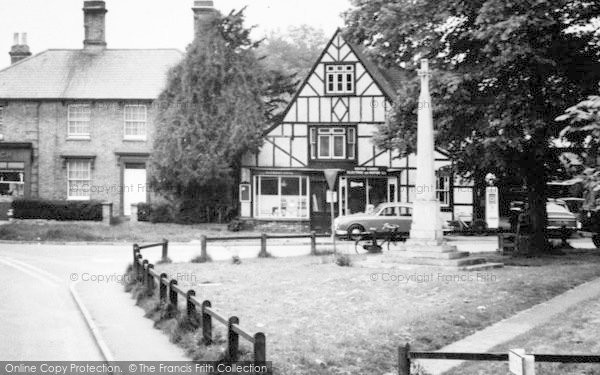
left=334, top=202, right=413, bottom=239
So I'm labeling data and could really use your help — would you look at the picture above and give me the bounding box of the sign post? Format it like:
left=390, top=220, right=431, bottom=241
left=324, top=169, right=341, bottom=254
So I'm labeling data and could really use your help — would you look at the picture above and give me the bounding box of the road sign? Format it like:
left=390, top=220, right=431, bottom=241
left=324, top=169, right=340, bottom=190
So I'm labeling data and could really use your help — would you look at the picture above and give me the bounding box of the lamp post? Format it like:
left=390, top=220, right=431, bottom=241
left=324, top=169, right=341, bottom=254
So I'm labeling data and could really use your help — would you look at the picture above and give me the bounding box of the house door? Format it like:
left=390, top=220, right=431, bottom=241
left=310, top=180, right=332, bottom=233
left=123, top=164, right=147, bottom=216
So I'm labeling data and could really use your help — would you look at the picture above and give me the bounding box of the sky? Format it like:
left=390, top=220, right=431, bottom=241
left=0, top=0, right=352, bottom=69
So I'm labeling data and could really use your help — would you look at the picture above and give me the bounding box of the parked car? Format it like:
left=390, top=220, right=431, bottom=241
left=509, top=200, right=579, bottom=238
left=334, top=202, right=413, bottom=239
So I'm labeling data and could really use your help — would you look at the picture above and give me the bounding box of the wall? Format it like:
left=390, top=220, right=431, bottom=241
left=1, top=100, right=157, bottom=215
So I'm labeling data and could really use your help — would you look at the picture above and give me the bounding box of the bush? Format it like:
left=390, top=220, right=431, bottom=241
left=137, top=203, right=174, bottom=223
left=11, top=199, right=102, bottom=221
left=335, top=254, right=352, bottom=267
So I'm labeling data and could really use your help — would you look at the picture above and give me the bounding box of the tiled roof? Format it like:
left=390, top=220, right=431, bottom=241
left=0, top=49, right=183, bottom=99
left=347, top=39, right=408, bottom=99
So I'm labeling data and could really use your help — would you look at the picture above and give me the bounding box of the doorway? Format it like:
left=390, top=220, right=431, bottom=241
left=123, top=163, right=147, bottom=216
left=310, top=180, right=332, bottom=233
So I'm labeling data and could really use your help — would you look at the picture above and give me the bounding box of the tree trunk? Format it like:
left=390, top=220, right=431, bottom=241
left=472, top=171, right=486, bottom=221
left=524, top=161, right=548, bottom=255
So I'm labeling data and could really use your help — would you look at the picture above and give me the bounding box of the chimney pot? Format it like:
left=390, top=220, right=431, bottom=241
left=83, top=0, right=107, bottom=52
left=9, top=32, right=32, bottom=64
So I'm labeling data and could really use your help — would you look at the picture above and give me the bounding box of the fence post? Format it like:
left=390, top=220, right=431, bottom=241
left=159, top=273, right=168, bottom=303
left=260, top=233, right=267, bottom=257
left=136, top=254, right=144, bottom=281
left=132, top=244, right=139, bottom=271
left=162, top=239, right=169, bottom=262
left=228, top=316, right=240, bottom=361
left=398, top=343, right=411, bottom=375
left=146, top=264, right=155, bottom=296
left=202, top=300, right=212, bottom=345
left=169, top=279, right=178, bottom=307
left=254, top=332, right=266, bottom=362
left=310, top=231, right=317, bottom=255
left=200, top=235, right=208, bottom=260
left=186, top=290, right=196, bottom=317
left=142, top=260, right=149, bottom=287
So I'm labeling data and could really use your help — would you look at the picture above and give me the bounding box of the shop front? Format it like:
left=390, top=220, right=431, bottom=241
left=0, top=143, right=32, bottom=219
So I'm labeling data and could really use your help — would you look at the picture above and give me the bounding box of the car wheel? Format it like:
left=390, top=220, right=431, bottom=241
left=592, top=234, right=600, bottom=249
left=347, top=224, right=365, bottom=241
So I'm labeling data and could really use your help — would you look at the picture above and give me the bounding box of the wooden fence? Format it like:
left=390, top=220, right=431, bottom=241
left=199, top=232, right=331, bottom=259
left=398, top=343, right=600, bottom=375
left=132, top=242, right=266, bottom=362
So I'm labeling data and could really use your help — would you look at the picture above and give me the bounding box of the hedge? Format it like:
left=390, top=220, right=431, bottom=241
left=11, top=199, right=103, bottom=221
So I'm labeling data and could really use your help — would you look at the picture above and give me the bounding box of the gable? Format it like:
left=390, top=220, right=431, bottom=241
left=275, top=29, right=395, bottom=129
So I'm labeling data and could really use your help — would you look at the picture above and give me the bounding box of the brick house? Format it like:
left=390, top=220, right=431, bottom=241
left=0, top=1, right=207, bottom=218
left=239, top=30, right=474, bottom=232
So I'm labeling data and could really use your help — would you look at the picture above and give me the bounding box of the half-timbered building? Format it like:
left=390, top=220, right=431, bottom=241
left=240, top=29, right=473, bottom=232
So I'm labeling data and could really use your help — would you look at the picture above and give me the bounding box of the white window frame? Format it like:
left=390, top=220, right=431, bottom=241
left=124, top=105, right=147, bottom=141
left=325, top=64, right=355, bottom=95
left=317, top=128, right=346, bottom=159
left=254, top=175, right=309, bottom=219
left=67, top=159, right=91, bottom=200
left=436, top=175, right=450, bottom=207
left=67, top=104, right=91, bottom=139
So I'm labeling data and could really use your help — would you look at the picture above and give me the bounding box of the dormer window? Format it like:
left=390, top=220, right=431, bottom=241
left=325, top=64, right=355, bottom=95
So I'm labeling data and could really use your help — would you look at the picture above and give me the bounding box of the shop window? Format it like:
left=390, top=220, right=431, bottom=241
left=309, top=127, right=356, bottom=161
left=0, top=163, right=24, bottom=198
left=255, top=176, right=309, bottom=219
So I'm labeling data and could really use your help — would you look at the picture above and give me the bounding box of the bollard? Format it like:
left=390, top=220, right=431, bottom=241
left=159, top=273, right=168, bottom=303
left=186, top=290, right=196, bottom=317
left=260, top=233, right=267, bottom=257
left=169, top=279, right=178, bottom=307
left=254, top=332, right=266, bottom=362
left=398, top=343, right=411, bottom=375
left=310, top=231, right=317, bottom=255
left=162, top=239, right=169, bottom=262
left=227, top=316, right=240, bottom=361
left=200, top=235, right=208, bottom=260
left=202, top=300, right=212, bottom=345
left=146, top=264, right=155, bottom=295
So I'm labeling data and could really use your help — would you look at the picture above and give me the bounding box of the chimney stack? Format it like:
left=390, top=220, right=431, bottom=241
left=9, top=33, right=32, bottom=64
left=192, top=1, right=217, bottom=37
left=83, top=1, right=107, bottom=51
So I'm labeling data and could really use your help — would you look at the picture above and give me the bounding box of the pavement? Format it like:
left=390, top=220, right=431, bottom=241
left=0, top=244, right=189, bottom=360
left=417, top=276, right=600, bottom=374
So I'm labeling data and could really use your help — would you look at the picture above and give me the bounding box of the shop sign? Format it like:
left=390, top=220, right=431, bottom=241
left=346, top=167, right=388, bottom=176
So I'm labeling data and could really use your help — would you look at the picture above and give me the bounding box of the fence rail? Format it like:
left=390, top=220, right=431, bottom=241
left=200, top=232, right=331, bottom=259
left=133, top=242, right=266, bottom=363
left=398, top=343, right=600, bottom=375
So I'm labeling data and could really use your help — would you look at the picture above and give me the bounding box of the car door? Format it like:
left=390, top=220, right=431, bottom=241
left=369, top=206, right=399, bottom=232
left=397, top=205, right=413, bottom=233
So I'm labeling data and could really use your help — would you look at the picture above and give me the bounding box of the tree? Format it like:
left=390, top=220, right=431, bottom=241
left=257, top=25, right=329, bottom=79
left=344, top=0, right=600, bottom=253
left=149, top=9, right=296, bottom=222
left=557, top=92, right=600, bottom=166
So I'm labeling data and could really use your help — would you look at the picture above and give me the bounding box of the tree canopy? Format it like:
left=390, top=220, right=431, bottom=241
left=149, top=9, right=296, bottom=221
left=344, top=0, right=600, bottom=252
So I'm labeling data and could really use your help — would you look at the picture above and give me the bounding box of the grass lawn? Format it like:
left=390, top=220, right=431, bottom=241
left=445, top=295, right=600, bottom=375
left=0, top=220, right=258, bottom=242
left=142, top=249, right=600, bottom=374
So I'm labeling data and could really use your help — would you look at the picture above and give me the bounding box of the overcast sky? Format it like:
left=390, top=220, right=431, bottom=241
left=0, top=0, right=352, bottom=69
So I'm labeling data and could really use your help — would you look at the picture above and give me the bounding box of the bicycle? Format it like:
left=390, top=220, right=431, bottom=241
left=353, top=223, right=405, bottom=254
